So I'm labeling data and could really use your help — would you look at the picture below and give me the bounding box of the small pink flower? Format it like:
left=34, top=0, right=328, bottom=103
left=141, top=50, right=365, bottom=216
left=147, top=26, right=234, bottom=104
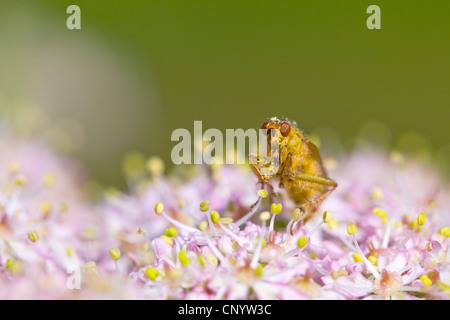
left=373, top=269, right=404, bottom=296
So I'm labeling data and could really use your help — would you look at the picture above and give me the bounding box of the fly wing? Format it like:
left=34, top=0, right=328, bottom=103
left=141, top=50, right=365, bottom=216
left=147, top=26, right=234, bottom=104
left=301, top=139, right=329, bottom=179
left=285, top=130, right=333, bottom=211
left=291, top=126, right=328, bottom=179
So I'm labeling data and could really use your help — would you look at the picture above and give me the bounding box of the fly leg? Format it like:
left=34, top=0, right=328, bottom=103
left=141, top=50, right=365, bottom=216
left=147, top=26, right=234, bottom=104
left=278, top=152, right=293, bottom=189
left=250, top=163, right=277, bottom=199
left=293, top=173, right=338, bottom=218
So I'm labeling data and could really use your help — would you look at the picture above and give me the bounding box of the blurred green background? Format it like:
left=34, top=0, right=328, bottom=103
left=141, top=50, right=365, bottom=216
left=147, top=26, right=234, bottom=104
left=0, top=1, right=449, bottom=189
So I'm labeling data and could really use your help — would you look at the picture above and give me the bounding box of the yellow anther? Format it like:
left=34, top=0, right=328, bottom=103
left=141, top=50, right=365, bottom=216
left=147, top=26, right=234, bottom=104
left=200, top=200, right=210, bottom=212
left=109, top=247, right=121, bottom=261
left=270, top=203, right=276, bottom=214
left=43, top=173, right=56, bottom=187
left=146, top=156, right=165, bottom=176
left=261, top=238, right=267, bottom=247
left=255, top=236, right=267, bottom=248
left=259, top=211, right=271, bottom=222
left=257, top=189, right=268, bottom=198
left=160, top=235, right=174, bottom=246
left=15, top=175, right=27, bottom=187
left=297, top=236, right=308, bottom=249
left=198, top=254, right=206, bottom=267
left=371, top=187, right=384, bottom=201
left=394, top=221, right=403, bottom=228
left=270, top=203, right=282, bottom=215
left=419, top=275, right=432, bottom=286
left=347, top=223, right=357, bottom=236
left=439, top=227, right=450, bottom=237
left=145, top=267, right=159, bottom=281
left=40, top=201, right=52, bottom=214
left=177, top=198, right=185, bottom=209
left=179, top=250, right=191, bottom=266
left=276, top=203, right=283, bottom=214
left=6, top=258, right=21, bottom=275
left=66, top=246, right=74, bottom=257
left=327, top=218, right=338, bottom=229
left=322, top=211, right=331, bottom=223
left=353, top=253, right=363, bottom=263
left=9, top=162, right=20, bottom=173
left=6, top=258, right=13, bottom=269
left=28, top=230, right=39, bottom=242
left=198, top=220, right=208, bottom=231
left=254, top=264, right=263, bottom=277
left=368, top=255, right=378, bottom=265
left=82, top=226, right=98, bottom=240
left=59, top=203, right=68, bottom=213
left=203, top=253, right=218, bottom=267
left=417, top=212, right=427, bottom=226
left=164, top=227, right=178, bottom=238
left=373, top=208, right=388, bottom=219
left=210, top=210, right=220, bottom=224
left=154, top=202, right=164, bottom=215
left=137, top=227, right=146, bottom=235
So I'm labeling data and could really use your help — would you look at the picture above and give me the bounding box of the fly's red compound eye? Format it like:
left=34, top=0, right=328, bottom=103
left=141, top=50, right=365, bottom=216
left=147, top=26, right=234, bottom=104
left=262, top=121, right=269, bottom=130
left=280, top=122, right=291, bottom=137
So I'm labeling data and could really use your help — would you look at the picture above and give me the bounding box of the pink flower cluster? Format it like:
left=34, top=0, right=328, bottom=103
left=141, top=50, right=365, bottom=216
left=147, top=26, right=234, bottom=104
left=0, top=128, right=449, bottom=300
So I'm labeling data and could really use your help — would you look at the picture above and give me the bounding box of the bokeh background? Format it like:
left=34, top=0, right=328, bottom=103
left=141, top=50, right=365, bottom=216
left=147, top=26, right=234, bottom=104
left=0, top=0, right=449, bottom=190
